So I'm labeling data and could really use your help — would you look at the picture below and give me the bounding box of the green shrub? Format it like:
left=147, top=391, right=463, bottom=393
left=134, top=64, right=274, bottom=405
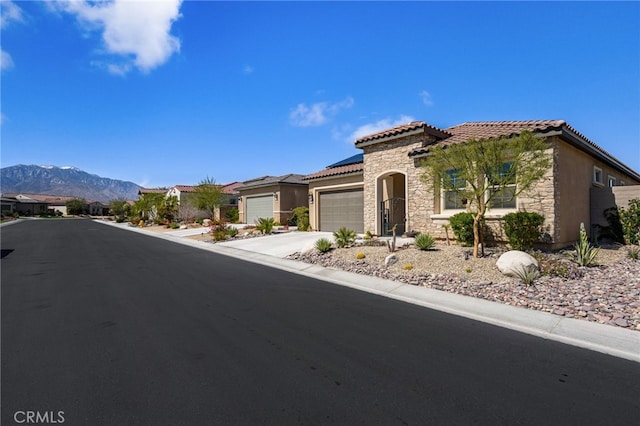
left=314, top=238, right=333, bottom=253
left=225, top=208, right=239, bottom=224
left=226, top=226, right=239, bottom=238
left=414, top=233, right=436, bottom=250
left=291, top=206, right=310, bottom=231
left=170, top=222, right=180, bottom=229
left=618, top=198, right=640, bottom=245
left=571, top=223, right=599, bottom=267
left=255, top=217, right=275, bottom=234
left=502, top=212, right=544, bottom=251
left=333, top=227, right=357, bottom=248
left=449, top=212, right=475, bottom=247
left=512, top=265, right=540, bottom=286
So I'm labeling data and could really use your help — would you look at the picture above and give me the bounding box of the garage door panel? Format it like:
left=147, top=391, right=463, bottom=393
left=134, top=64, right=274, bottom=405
left=319, top=189, right=364, bottom=233
left=246, top=195, right=273, bottom=225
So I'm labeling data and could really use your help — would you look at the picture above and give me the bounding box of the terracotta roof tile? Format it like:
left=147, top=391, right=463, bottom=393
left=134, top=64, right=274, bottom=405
left=408, top=120, right=568, bottom=157
left=303, top=162, right=364, bottom=180
left=173, top=185, right=197, bottom=193
left=354, top=121, right=451, bottom=146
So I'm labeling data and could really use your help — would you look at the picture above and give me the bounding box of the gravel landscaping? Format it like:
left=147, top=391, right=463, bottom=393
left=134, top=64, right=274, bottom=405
left=288, top=241, right=640, bottom=331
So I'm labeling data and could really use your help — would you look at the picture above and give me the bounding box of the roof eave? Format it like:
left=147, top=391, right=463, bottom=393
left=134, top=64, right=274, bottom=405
left=355, top=128, right=426, bottom=149
left=303, top=169, right=364, bottom=182
left=542, top=128, right=640, bottom=181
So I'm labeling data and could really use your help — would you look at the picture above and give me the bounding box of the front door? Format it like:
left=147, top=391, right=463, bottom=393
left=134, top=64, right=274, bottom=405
left=380, top=197, right=405, bottom=235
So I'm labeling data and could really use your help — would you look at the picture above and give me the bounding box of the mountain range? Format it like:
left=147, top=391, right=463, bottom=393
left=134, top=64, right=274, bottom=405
left=1, top=165, right=141, bottom=202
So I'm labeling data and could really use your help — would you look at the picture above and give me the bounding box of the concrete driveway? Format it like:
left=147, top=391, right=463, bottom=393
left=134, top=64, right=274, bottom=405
left=217, top=231, right=334, bottom=257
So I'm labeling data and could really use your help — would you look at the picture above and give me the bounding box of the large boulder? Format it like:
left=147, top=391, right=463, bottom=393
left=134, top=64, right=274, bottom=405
left=496, top=250, right=539, bottom=277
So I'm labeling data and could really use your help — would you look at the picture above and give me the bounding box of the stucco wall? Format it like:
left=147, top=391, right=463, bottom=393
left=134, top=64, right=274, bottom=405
left=307, top=173, right=364, bottom=230
left=238, top=184, right=308, bottom=224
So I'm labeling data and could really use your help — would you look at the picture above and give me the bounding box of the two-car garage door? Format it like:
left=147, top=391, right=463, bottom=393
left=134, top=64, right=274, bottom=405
left=319, top=189, right=364, bottom=233
left=245, top=195, right=273, bottom=225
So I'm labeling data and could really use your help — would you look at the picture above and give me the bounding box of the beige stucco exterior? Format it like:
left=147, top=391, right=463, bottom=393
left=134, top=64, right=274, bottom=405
left=308, top=129, right=639, bottom=248
left=238, top=184, right=308, bottom=225
left=307, top=173, right=364, bottom=231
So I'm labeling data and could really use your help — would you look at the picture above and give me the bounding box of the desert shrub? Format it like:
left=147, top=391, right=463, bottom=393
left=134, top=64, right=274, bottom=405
left=502, top=212, right=544, bottom=251
left=403, top=263, right=414, bottom=271
left=363, top=230, right=373, bottom=240
left=618, top=198, right=640, bottom=245
left=414, top=233, right=436, bottom=250
left=333, top=227, right=357, bottom=248
left=225, top=208, right=239, bottom=224
left=255, top=217, right=275, bottom=234
left=627, top=246, right=640, bottom=260
left=195, top=217, right=204, bottom=225
left=449, top=212, right=475, bottom=247
left=291, top=206, right=310, bottom=231
left=355, top=252, right=366, bottom=259
left=314, top=238, right=333, bottom=253
left=571, top=223, right=599, bottom=267
left=512, top=265, right=540, bottom=286
left=169, top=222, right=180, bottom=229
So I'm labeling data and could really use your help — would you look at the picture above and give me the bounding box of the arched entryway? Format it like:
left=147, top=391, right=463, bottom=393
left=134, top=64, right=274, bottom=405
left=376, top=172, right=407, bottom=235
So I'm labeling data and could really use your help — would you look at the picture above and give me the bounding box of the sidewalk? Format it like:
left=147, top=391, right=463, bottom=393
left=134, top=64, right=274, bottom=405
left=97, top=219, right=640, bottom=363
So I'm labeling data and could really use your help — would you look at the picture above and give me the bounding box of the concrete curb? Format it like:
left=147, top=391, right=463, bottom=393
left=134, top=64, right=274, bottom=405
left=96, top=220, right=640, bottom=363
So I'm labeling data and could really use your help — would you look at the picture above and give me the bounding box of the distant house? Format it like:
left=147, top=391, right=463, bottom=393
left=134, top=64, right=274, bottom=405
left=236, top=174, right=308, bottom=225
left=1, top=194, right=49, bottom=216
left=305, top=120, right=640, bottom=248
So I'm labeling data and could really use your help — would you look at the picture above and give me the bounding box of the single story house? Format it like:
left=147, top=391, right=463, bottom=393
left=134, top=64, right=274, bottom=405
left=305, top=120, right=640, bottom=248
left=1, top=194, right=50, bottom=216
left=236, top=174, right=308, bottom=225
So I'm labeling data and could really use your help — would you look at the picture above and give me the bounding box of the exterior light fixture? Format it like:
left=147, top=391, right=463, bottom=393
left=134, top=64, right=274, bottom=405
left=273, top=192, right=278, bottom=201
left=308, top=193, right=314, bottom=204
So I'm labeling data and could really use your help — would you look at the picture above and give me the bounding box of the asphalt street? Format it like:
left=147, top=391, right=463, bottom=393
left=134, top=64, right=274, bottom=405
left=2, top=219, right=639, bottom=425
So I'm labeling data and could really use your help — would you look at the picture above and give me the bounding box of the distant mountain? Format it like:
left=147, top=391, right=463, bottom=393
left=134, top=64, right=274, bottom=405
left=0, top=165, right=140, bottom=202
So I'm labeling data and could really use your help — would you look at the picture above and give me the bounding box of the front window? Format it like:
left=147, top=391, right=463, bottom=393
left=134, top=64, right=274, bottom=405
left=488, top=162, right=516, bottom=209
left=608, top=175, right=616, bottom=187
left=593, top=166, right=603, bottom=185
left=444, top=169, right=467, bottom=210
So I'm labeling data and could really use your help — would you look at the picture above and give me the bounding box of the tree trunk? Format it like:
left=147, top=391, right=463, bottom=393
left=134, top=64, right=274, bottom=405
left=473, top=207, right=486, bottom=258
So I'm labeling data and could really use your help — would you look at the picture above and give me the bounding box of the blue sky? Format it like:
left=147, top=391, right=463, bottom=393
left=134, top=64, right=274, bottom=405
left=2, top=1, right=639, bottom=189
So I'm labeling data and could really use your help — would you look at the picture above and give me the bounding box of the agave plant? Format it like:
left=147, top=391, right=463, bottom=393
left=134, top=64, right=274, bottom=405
left=512, top=264, right=540, bottom=286
left=314, top=238, right=333, bottom=253
left=571, top=223, right=599, bottom=267
left=414, top=233, right=436, bottom=250
left=333, top=227, right=357, bottom=248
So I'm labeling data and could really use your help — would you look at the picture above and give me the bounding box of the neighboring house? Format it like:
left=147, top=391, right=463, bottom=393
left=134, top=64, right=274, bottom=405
left=236, top=174, right=308, bottom=225
left=219, top=182, right=241, bottom=221
left=303, top=154, right=364, bottom=232
left=1, top=194, right=50, bottom=216
left=305, top=120, right=640, bottom=248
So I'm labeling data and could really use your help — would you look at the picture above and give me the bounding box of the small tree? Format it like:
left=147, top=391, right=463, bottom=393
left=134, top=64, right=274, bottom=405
left=158, top=196, right=179, bottom=223
left=133, top=192, right=165, bottom=222
left=66, top=198, right=88, bottom=215
left=421, top=131, right=552, bottom=257
left=109, top=198, right=130, bottom=221
left=193, top=177, right=224, bottom=219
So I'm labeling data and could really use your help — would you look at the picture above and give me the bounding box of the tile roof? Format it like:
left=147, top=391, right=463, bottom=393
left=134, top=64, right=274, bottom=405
left=236, top=174, right=308, bottom=191
left=221, top=182, right=242, bottom=194
left=354, top=121, right=451, bottom=146
left=408, top=120, right=592, bottom=156
left=172, top=185, right=197, bottom=193
left=138, top=188, right=167, bottom=194
left=303, top=162, right=364, bottom=181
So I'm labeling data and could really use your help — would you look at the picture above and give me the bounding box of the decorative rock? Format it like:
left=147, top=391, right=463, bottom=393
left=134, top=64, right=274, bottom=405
left=385, top=254, right=399, bottom=267
left=496, top=250, right=539, bottom=277
left=614, top=318, right=629, bottom=327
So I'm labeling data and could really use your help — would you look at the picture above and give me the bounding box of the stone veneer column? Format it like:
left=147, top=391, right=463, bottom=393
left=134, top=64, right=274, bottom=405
left=362, top=134, right=437, bottom=235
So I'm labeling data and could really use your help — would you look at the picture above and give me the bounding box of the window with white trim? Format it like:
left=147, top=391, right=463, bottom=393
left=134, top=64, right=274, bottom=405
left=443, top=169, right=467, bottom=210
left=608, top=175, right=616, bottom=187
left=488, top=162, right=516, bottom=209
left=593, top=166, right=603, bottom=185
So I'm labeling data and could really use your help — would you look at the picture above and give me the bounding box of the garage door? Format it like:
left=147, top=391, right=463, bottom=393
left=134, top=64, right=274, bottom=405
left=246, top=195, right=273, bottom=225
left=319, top=189, right=364, bottom=233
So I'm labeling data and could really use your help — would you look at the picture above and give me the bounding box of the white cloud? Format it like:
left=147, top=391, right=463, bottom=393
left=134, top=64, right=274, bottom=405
left=57, top=0, right=183, bottom=74
left=289, top=96, right=354, bottom=127
left=420, top=90, right=434, bottom=106
left=348, top=115, right=415, bottom=142
left=1, top=0, right=24, bottom=72
left=1, top=48, right=14, bottom=71
left=1, top=0, right=24, bottom=29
